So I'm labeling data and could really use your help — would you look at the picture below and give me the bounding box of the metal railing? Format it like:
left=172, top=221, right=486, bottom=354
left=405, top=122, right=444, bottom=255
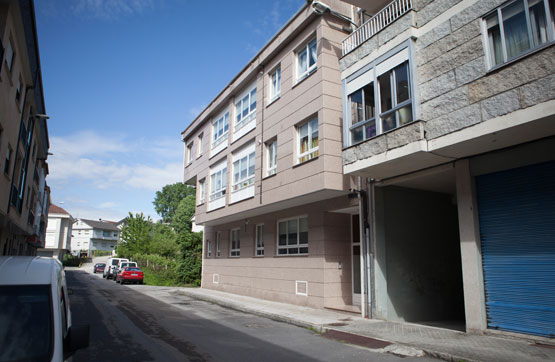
left=342, top=0, right=413, bottom=56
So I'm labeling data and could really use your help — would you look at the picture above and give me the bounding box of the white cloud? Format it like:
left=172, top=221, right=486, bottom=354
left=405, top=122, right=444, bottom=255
left=125, top=162, right=182, bottom=191
left=98, top=201, right=118, bottom=209
left=51, top=130, right=128, bottom=158
left=71, top=0, right=155, bottom=20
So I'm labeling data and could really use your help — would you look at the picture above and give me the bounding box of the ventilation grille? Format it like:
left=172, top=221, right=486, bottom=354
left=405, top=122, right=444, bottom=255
left=296, top=281, right=308, bottom=296
left=213, top=274, right=219, bottom=284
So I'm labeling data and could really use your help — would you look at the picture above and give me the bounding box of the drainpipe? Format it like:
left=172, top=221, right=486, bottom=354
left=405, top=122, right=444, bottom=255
left=259, top=65, right=265, bottom=204
left=367, top=177, right=376, bottom=318
left=357, top=176, right=367, bottom=318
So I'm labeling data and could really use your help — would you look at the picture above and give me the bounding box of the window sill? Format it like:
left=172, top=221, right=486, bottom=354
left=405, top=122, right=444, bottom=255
left=196, top=153, right=202, bottom=159
left=343, top=119, right=420, bottom=151
left=486, top=41, right=555, bottom=74
left=185, top=161, right=192, bottom=168
left=293, top=155, right=319, bottom=169
left=266, top=95, right=280, bottom=107
left=263, top=172, right=277, bottom=180
left=292, top=67, right=317, bottom=89
left=252, top=255, right=264, bottom=258
left=273, top=254, right=309, bottom=257
left=229, top=255, right=240, bottom=258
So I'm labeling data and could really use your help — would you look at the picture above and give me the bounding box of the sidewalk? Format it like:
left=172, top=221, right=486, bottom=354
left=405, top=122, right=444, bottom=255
left=134, top=285, right=555, bottom=362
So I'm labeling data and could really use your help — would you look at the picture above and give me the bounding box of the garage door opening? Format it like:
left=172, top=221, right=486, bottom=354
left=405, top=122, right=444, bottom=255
left=375, top=169, right=465, bottom=331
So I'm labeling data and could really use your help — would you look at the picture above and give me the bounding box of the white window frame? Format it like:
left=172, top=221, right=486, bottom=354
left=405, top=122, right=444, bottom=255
left=277, top=216, right=308, bottom=256
left=216, top=231, right=221, bottom=257
left=197, top=133, right=203, bottom=157
left=266, top=140, right=277, bottom=176
left=230, top=228, right=240, bottom=257
left=269, top=67, right=281, bottom=102
left=206, top=241, right=212, bottom=257
left=296, top=118, right=319, bottom=164
left=5, top=38, right=14, bottom=72
left=235, top=84, right=257, bottom=132
left=209, top=161, right=227, bottom=202
left=255, top=224, right=264, bottom=256
left=232, top=150, right=255, bottom=192
left=482, top=0, right=555, bottom=70
left=296, top=38, right=317, bottom=82
left=198, top=178, right=205, bottom=205
left=212, top=111, right=229, bottom=148
left=186, top=142, right=194, bottom=164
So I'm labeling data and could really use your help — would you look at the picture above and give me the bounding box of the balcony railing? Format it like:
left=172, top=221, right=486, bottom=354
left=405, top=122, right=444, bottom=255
left=342, top=0, right=413, bottom=56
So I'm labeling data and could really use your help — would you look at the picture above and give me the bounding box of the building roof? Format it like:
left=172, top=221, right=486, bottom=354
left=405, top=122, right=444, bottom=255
left=49, top=204, right=70, bottom=215
left=79, top=218, right=120, bottom=231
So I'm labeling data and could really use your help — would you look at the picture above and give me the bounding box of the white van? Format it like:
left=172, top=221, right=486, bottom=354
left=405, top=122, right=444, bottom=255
left=103, top=257, right=129, bottom=279
left=0, top=256, right=89, bottom=361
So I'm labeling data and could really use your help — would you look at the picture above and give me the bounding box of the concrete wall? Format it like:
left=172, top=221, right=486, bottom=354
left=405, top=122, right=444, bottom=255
left=202, top=195, right=357, bottom=310
left=378, top=186, right=464, bottom=322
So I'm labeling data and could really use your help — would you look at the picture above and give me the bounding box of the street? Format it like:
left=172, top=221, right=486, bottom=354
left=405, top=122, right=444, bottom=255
left=66, top=268, right=438, bottom=362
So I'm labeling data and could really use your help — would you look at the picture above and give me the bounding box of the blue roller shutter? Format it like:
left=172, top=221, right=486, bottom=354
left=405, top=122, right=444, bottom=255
left=476, top=160, right=555, bottom=338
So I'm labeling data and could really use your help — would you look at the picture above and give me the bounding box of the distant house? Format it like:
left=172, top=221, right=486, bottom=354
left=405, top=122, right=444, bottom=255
left=37, top=204, right=74, bottom=260
left=71, top=218, right=120, bottom=256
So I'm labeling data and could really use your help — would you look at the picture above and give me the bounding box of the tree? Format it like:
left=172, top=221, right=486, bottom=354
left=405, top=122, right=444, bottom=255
left=118, top=212, right=153, bottom=256
left=150, top=223, right=179, bottom=258
left=171, top=196, right=196, bottom=235
left=153, top=183, right=195, bottom=223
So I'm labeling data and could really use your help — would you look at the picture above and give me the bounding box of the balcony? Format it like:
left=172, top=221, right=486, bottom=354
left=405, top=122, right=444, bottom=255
left=342, top=0, right=413, bottom=56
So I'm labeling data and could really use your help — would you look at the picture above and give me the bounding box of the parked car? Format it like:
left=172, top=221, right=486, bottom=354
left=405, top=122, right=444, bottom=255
left=116, top=267, right=144, bottom=285
left=103, top=257, right=128, bottom=279
left=0, top=256, right=89, bottom=361
left=93, top=263, right=106, bottom=274
left=112, top=261, right=137, bottom=278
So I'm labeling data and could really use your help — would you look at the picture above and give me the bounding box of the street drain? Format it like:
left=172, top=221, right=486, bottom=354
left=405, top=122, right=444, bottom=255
left=326, top=322, right=348, bottom=327
left=172, top=302, right=190, bottom=306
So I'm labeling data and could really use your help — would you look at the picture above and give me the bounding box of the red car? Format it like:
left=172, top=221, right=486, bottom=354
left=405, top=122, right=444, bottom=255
left=115, top=267, right=144, bottom=285
left=93, top=263, right=106, bottom=273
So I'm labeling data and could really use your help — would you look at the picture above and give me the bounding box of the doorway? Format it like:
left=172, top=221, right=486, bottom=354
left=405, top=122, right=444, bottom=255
left=351, top=215, right=361, bottom=305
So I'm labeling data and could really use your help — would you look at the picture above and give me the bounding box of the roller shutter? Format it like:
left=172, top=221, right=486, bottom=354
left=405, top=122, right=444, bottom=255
left=476, top=160, right=555, bottom=338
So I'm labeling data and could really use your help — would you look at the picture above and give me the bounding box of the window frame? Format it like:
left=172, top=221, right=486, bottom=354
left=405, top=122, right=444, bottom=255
left=255, top=224, right=264, bottom=256
left=198, top=178, right=206, bottom=205
left=209, top=165, right=227, bottom=202
left=212, top=111, right=229, bottom=148
left=296, top=37, right=318, bottom=82
left=269, top=66, right=281, bottom=102
left=276, top=216, right=308, bottom=256
left=266, top=140, right=277, bottom=176
left=230, top=228, right=240, bottom=257
left=216, top=231, right=221, bottom=257
left=296, top=118, right=319, bottom=164
left=4, top=145, right=12, bottom=175
left=197, top=133, right=203, bottom=157
left=235, top=84, right=257, bottom=132
left=232, top=150, right=255, bottom=192
left=186, top=142, right=194, bottom=164
left=5, top=37, right=14, bottom=72
left=206, top=240, right=212, bottom=258
left=482, top=0, right=555, bottom=70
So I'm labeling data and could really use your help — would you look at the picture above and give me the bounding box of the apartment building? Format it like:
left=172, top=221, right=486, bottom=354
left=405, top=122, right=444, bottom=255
left=38, top=204, right=73, bottom=260
left=71, top=218, right=120, bottom=257
left=181, top=1, right=370, bottom=312
left=0, top=0, right=50, bottom=256
left=340, top=0, right=554, bottom=338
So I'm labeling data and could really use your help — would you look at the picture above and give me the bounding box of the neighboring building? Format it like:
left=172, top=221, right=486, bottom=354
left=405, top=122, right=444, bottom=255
left=0, top=0, right=50, bottom=256
left=191, top=216, right=203, bottom=234
left=181, top=1, right=364, bottom=312
left=38, top=204, right=74, bottom=260
left=70, top=219, right=120, bottom=257
left=340, top=0, right=555, bottom=338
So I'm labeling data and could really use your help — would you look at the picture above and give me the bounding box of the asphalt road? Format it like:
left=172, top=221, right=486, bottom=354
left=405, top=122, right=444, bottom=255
left=66, top=269, right=438, bottom=362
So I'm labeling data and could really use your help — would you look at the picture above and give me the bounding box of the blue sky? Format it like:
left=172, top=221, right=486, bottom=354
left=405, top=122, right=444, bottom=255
left=35, top=0, right=302, bottom=221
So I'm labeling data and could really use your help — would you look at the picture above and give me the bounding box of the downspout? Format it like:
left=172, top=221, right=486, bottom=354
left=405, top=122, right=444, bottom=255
left=367, top=177, right=376, bottom=318
left=259, top=65, right=265, bottom=204
left=357, top=176, right=369, bottom=318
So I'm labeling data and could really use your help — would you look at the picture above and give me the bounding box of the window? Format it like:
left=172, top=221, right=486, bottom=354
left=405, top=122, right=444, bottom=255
left=210, top=166, right=227, bottom=201
left=378, top=61, right=412, bottom=133
left=198, top=178, right=206, bottom=204
left=113, top=232, right=118, bottom=237
left=232, top=150, right=255, bottom=192
left=230, top=229, right=240, bottom=257
left=186, top=143, right=193, bottom=164
left=206, top=241, right=212, bottom=257
left=103, top=231, right=110, bottom=237
left=4, top=146, right=11, bottom=175
left=15, top=77, right=22, bottom=102
left=297, top=118, right=319, bottom=163
left=212, top=112, right=229, bottom=148
left=484, top=0, right=555, bottom=68
left=345, top=47, right=413, bottom=145
left=296, top=38, right=317, bottom=81
left=255, top=224, right=264, bottom=256
left=197, top=133, right=203, bottom=156
left=266, top=140, right=277, bottom=176
left=216, top=231, right=221, bottom=257
left=277, top=216, right=308, bottom=255
left=269, top=67, right=281, bottom=101
left=5, top=38, right=14, bottom=72
left=235, top=86, right=257, bottom=131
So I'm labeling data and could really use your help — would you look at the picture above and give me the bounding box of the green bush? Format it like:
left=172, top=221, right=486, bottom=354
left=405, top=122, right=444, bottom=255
left=62, top=254, right=85, bottom=267
left=92, top=250, right=112, bottom=257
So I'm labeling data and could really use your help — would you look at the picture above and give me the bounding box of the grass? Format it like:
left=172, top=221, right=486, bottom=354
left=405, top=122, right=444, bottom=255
left=141, top=268, right=196, bottom=288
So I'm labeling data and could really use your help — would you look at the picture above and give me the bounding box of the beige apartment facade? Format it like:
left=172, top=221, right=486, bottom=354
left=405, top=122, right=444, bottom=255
left=0, top=0, right=50, bottom=256
left=340, top=0, right=555, bottom=339
left=181, top=1, right=371, bottom=312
